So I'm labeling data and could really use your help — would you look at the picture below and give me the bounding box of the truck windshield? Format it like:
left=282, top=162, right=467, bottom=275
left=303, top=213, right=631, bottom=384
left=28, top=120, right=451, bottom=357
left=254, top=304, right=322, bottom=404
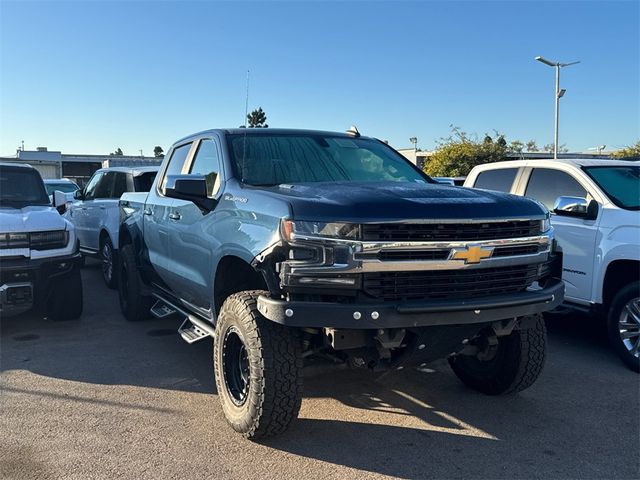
left=0, top=166, right=50, bottom=207
left=583, top=165, right=640, bottom=210
left=227, top=133, right=431, bottom=186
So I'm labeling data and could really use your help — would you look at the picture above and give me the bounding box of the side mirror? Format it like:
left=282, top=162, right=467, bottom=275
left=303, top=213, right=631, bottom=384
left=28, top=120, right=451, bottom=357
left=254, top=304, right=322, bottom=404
left=553, top=196, right=598, bottom=221
left=73, top=189, right=84, bottom=200
left=165, top=175, right=215, bottom=212
left=53, top=190, right=67, bottom=214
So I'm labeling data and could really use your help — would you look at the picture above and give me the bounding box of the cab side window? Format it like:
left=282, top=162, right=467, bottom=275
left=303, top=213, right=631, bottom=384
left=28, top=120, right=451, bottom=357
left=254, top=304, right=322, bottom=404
left=112, top=172, right=128, bottom=198
left=474, top=168, right=518, bottom=192
left=161, top=143, right=192, bottom=192
left=94, top=172, right=115, bottom=199
left=525, top=168, right=587, bottom=210
left=83, top=172, right=103, bottom=200
left=189, top=139, right=222, bottom=197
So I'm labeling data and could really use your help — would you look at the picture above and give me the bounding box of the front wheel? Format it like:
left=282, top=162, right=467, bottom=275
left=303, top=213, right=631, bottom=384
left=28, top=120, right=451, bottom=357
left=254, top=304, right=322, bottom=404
left=118, top=244, right=152, bottom=322
left=607, top=282, right=640, bottom=372
left=449, top=314, right=547, bottom=395
left=213, top=291, right=303, bottom=439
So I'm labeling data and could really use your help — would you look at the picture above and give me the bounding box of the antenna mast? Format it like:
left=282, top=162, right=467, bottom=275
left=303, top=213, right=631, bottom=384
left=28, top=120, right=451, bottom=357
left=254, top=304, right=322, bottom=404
left=244, top=70, right=250, bottom=128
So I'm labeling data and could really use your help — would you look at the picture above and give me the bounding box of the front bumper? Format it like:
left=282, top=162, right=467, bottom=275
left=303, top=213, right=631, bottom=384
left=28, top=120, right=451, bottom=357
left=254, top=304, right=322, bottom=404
left=257, top=278, right=564, bottom=329
left=0, top=251, right=82, bottom=316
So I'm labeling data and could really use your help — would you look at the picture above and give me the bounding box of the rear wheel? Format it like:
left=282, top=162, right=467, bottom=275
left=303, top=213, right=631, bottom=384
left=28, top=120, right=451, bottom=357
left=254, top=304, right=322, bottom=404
left=47, top=268, right=83, bottom=321
left=449, top=314, right=547, bottom=395
left=607, top=282, right=640, bottom=372
left=118, top=244, right=152, bottom=321
left=101, top=237, right=117, bottom=289
left=214, top=291, right=303, bottom=439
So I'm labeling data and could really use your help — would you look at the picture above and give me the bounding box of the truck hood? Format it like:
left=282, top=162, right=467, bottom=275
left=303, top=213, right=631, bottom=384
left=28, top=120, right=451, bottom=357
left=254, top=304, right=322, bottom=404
left=262, top=182, right=546, bottom=222
left=0, top=205, right=68, bottom=233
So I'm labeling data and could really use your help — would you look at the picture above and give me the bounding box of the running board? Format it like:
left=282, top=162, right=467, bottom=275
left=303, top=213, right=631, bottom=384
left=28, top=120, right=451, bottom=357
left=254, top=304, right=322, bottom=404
left=150, top=300, right=177, bottom=318
left=178, top=318, right=211, bottom=344
left=150, top=293, right=216, bottom=344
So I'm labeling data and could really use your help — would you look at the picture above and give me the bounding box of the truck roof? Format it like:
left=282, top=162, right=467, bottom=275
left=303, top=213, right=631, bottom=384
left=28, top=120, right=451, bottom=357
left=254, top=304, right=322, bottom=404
left=0, top=161, right=35, bottom=169
left=95, top=166, right=159, bottom=176
left=471, top=157, right=638, bottom=170
left=172, top=128, right=374, bottom=147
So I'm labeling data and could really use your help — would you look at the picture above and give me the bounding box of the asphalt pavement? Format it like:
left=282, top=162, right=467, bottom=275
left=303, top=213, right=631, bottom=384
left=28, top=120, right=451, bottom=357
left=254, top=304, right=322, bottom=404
left=1, top=262, right=638, bottom=480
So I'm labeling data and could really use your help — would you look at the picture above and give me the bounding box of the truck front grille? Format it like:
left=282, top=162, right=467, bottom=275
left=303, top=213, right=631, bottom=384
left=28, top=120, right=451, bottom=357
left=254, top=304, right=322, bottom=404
left=362, top=264, right=542, bottom=301
left=362, top=220, right=542, bottom=242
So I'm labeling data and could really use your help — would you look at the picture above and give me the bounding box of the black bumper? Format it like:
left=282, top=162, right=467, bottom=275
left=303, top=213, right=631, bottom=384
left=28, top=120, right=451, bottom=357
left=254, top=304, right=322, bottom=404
left=257, top=279, right=564, bottom=329
left=0, top=251, right=82, bottom=315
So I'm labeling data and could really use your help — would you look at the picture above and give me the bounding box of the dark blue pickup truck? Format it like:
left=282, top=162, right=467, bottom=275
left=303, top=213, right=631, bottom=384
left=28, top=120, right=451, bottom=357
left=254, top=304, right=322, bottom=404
left=119, top=128, right=564, bottom=439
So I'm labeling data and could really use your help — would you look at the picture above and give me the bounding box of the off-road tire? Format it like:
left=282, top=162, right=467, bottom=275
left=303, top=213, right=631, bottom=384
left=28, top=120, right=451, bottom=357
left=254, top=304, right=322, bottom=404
left=118, top=244, right=152, bottom=322
left=101, top=237, right=117, bottom=289
left=47, top=268, right=83, bottom=321
left=214, top=291, right=303, bottom=439
left=449, top=314, right=547, bottom=395
left=607, top=282, right=640, bottom=373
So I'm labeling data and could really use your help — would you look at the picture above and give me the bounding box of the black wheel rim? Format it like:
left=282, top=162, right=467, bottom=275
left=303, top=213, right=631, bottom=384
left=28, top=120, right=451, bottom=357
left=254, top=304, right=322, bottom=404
left=222, top=327, right=250, bottom=406
left=102, top=242, right=113, bottom=283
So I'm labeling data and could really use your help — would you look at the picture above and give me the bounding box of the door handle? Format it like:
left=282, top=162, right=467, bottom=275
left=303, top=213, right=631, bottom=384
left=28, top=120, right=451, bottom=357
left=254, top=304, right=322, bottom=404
left=169, top=212, right=181, bottom=221
left=143, top=208, right=152, bottom=216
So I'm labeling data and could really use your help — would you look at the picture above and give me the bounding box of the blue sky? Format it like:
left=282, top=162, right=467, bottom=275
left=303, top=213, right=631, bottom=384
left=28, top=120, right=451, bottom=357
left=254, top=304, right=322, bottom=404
left=1, top=0, right=638, bottom=156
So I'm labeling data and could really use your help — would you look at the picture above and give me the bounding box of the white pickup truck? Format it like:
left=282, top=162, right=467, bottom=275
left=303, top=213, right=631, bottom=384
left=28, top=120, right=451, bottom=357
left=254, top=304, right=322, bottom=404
left=0, top=162, right=83, bottom=320
left=465, top=158, right=640, bottom=371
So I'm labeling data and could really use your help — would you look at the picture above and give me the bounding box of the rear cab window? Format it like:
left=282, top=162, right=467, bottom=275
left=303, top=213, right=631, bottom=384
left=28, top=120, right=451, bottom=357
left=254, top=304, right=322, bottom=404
left=473, top=168, right=518, bottom=192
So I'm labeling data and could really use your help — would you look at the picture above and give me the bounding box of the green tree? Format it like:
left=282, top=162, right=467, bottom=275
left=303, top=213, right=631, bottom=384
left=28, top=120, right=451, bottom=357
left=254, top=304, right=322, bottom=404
left=153, top=146, right=164, bottom=157
left=526, top=140, right=539, bottom=152
left=245, top=107, right=268, bottom=128
left=111, top=147, right=123, bottom=156
left=423, top=126, right=509, bottom=177
left=612, top=140, right=640, bottom=160
left=543, top=143, right=569, bottom=154
left=509, top=140, right=525, bottom=154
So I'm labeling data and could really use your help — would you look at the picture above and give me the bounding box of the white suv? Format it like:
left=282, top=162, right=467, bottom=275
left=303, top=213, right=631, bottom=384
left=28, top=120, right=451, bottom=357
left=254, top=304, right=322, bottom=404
left=465, top=159, right=640, bottom=371
left=0, top=162, right=83, bottom=320
left=67, top=167, right=158, bottom=288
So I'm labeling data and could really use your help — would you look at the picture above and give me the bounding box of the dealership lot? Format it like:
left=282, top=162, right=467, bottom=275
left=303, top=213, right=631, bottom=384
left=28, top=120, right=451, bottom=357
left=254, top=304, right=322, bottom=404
left=1, top=263, right=638, bottom=480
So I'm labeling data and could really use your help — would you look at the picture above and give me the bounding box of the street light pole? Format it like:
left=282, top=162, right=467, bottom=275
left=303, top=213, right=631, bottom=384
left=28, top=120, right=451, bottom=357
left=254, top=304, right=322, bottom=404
left=535, top=56, right=580, bottom=159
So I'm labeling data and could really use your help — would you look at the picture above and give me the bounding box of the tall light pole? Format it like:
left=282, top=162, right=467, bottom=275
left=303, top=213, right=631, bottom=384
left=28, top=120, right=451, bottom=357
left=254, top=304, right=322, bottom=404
left=535, top=56, right=580, bottom=159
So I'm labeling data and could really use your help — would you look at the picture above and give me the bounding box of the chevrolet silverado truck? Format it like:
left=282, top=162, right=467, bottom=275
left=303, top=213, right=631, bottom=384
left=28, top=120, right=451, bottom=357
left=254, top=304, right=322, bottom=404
left=0, top=162, right=83, bottom=320
left=118, top=128, right=564, bottom=438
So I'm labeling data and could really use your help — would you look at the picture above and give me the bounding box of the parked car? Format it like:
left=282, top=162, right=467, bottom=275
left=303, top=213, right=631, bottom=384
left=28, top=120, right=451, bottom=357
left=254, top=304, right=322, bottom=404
left=119, top=128, right=563, bottom=438
left=66, top=166, right=158, bottom=288
left=464, top=159, right=640, bottom=371
left=44, top=178, right=79, bottom=204
left=0, top=162, right=83, bottom=320
left=433, top=176, right=466, bottom=186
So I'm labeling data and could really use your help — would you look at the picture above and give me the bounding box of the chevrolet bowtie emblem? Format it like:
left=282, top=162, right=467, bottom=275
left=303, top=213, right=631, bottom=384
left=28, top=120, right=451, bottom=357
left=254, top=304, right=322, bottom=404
left=451, top=245, right=494, bottom=264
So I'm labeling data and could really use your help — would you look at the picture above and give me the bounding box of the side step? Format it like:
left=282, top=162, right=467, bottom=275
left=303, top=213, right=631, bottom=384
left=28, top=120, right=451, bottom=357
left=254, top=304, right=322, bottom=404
left=150, top=294, right=216, bottom=344
left=178, top=318, right=212, bottom=344
left=150, top=300, right=177, bottom=318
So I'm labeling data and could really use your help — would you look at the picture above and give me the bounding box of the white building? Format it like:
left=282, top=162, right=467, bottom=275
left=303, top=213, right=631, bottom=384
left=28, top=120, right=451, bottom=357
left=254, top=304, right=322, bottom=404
left=0, top=147, right=162, bottom=186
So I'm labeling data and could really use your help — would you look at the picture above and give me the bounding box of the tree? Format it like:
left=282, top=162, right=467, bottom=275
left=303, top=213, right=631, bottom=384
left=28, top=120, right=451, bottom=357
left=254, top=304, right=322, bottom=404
left=612, top=140, right=640, bottom=160
left=245, top=107, right=268, bottom=128
left=423, top=126, right=509, bottom=177
left=509, top=140, right=525, bottom=154
left=526, top=140, right=539, bottom=152
left=111, top=148, right=123, bottom=156
left=543, top=143, right=569, bottom=154
left=153, top=146, right=164, bottom=157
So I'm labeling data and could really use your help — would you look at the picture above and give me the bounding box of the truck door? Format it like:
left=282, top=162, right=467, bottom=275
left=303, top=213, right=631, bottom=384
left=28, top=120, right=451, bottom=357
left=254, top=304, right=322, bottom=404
left=85, top=171, right=116, bottom=250
left=523, top=167, right=600, bottom=302
left=70, top=171, right=102, bottom=250
left=166, top=137, right=224, bottom=313
left=143, top=142, right=193, bottom=292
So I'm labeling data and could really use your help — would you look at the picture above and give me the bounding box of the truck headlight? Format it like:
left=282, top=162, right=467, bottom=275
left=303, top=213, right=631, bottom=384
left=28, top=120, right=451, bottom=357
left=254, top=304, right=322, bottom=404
left=540, top=216, right=551, bottom=233
left=282, top=220, right=360, bottom=241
